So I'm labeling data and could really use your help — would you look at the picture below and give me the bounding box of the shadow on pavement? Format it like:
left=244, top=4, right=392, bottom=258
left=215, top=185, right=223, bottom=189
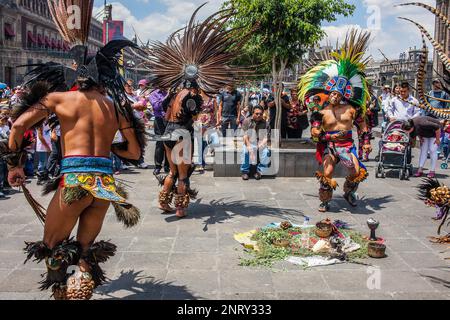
left=419, top=267, right=450, bottom=290
left=331, top=195, right=396, bottom=215
left=164, top=198, right=305, bottom=232
left=96, top=270, right=198, bottom=300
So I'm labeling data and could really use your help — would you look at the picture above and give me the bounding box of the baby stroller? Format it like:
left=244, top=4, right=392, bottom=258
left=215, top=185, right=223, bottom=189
left=375, top=120, right=412, bottom=180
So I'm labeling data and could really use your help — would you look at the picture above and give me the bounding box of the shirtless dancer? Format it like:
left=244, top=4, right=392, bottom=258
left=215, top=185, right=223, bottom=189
left=300, top=30, right=372, bottom=212
left=3, top=0, right=144, bottom=300
left=147, top=5, right=250, bottom=218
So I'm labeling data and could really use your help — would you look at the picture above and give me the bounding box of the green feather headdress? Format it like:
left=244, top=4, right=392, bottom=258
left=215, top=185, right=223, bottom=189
left=299, top=29, right=371, bottom=115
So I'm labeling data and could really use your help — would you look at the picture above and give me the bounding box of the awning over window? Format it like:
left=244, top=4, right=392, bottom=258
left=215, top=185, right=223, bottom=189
left=37, top=34, right=44, bottom=45
left=51, top=39, right=56, bottom=48
left=4, top=23, right=15, bottom=37
left=57, top=40, right=62, bottom=49
left=27, top=31, right=37, bottom=43
left=45, top=36, right=51, bottom=47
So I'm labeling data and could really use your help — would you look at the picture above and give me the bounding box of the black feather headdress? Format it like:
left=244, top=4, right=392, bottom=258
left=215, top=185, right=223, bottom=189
left=144, top=3, right=252, bottom=95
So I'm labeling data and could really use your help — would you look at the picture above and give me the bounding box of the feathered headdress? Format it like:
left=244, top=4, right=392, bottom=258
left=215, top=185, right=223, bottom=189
left=299, top=29, right=371, bottom=114
left=144, top=3, right=250, bottom=95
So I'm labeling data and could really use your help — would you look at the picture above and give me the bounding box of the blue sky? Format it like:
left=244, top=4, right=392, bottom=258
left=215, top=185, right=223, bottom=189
left=93, top=0, right=436, bottom=61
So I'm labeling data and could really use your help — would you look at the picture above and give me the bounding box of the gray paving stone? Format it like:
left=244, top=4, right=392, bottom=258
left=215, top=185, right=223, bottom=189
left=0, top=292, right=49, bottom=300
left=117, top=252, right=170, bottom=270
left=321, top=270, right=373, bottom=293
left=276, top=292, right=336, bottom=300
left=0, top=251, right=23, bottom=269
left=271, top=271, right=328, bottom=293
left=0, top=139, right=448, bottom=300
left=220, top=270, right=274, bottom=294
left=377, top=270, right=438, bottom=293
left=416, top=268, right=450, bottom=292
left=219, top=292, right=278, bottom=300
left=165, top=270, right=219, bottom=295
left=168, top=253, right=218, bottom=271
left=397, top=252, right=449, bottom=269
left=128, top=236, right=175, bottom=253
left=386, top=238, right=431, bottom=252
left=173, top=237, right=218, bottom=253
left=391, top=292, right=450, bottom=300
left=0, top=269, right=44, bottom=292
left=0, top=236, right=30, bottom=252
left=0, top=224, right=28, bottom=238
left=336, top=292, right=394, bottom=300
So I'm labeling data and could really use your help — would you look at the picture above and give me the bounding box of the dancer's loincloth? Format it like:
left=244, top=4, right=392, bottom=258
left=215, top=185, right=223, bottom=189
left=59, top=156, right=127, bottom=204
left=162, top=121, right=194, bottom=149
left=318, top=131, right=367, bottom=172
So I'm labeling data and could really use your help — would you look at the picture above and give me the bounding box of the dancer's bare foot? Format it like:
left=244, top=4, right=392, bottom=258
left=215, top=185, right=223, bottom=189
left=176, top=208, right=187, bottom=218
left=78, top=259, right=91, bottom=273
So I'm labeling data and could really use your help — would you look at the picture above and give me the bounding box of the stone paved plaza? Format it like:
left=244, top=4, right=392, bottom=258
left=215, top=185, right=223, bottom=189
left=0, top=141, right=449, bottom=300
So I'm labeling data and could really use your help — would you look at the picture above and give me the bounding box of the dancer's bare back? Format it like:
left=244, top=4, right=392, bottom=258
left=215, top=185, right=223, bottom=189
left=8, top=88, right=141, bottom=186
left=49, top=90, right=121, bottom=157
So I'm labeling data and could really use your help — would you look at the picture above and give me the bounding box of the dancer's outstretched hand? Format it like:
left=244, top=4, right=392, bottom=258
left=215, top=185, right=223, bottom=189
left=8, top=167, right=25, bottom=187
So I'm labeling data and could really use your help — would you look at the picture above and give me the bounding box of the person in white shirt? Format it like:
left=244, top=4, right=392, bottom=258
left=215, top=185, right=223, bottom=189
left=386, top=82, right=421, bottom=122
left=35, top=122, right=52, bottom=185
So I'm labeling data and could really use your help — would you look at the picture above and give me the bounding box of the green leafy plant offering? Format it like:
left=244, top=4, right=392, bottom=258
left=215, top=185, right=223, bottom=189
left=239, top=226, right=369, bottom=268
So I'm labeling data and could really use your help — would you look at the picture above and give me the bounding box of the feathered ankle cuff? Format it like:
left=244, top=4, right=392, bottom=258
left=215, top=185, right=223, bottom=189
left=315, top=171, right=338, bottom=190
left=347, top=168, right=368, bottom=184
left=23, top=239, right=82, bottom=292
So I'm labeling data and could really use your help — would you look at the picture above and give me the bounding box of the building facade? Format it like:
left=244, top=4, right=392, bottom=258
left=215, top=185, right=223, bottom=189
left=0, top=0, right=103, bottom=87
left=434, top=0, right=450, bottom=78
left=366, top=47, right=433, bottom=96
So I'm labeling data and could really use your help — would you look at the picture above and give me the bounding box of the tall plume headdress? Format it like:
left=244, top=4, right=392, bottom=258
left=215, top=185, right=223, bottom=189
left=144, top=3, right=251, bottom=95
left=299, top=29, right=371, bottom=115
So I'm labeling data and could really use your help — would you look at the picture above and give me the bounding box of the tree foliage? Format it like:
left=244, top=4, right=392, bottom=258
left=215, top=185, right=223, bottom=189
left=224, top=0, right=355, bottom=69
left=223, top=0, right=355, bottom=133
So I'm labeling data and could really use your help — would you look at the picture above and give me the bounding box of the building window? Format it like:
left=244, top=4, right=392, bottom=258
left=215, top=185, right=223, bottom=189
left=4, top=23, right=16, bottom=40
left=27, top=31, right=38, bottom=48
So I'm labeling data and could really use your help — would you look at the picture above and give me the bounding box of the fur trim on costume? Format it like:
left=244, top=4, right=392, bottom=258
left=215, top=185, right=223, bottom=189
left=315, top=171, right=338, bottom=190
left=82, top=241, right=117, bottom=287
left=63, top=187, right=89, bottom=205
left=113, top=184, right=141, bottom=228
left=112, top=203, right=141, bottom=228
left=347, top=168, right=368, bottom=184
